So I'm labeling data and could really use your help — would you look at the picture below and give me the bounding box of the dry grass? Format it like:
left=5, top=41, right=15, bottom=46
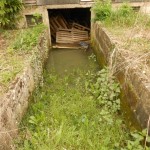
left=106, top=26, right=150, bottom=87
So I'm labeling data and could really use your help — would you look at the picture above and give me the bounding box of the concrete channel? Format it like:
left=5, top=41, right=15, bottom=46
left=1, top=1, right=150, bottom=149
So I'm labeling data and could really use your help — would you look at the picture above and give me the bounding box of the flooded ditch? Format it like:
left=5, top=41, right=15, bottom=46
left=14, top=48, right=142, bottom=149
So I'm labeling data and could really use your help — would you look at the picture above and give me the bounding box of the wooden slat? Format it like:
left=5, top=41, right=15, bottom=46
left=57, top=16, right=68, bottom=29
left=72, top=23, right=90, bottom=31
left=56, top=29, right=89, bottom=44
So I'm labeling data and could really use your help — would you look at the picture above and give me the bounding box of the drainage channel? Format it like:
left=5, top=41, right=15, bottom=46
left=16, top=48, right=137, bottom=149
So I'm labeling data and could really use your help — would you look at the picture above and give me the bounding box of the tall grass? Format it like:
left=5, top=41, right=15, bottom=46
left=14, top=54, right=150, bottom=149
left=15, top=66, right=131, bottom=149
left=92, top=1, right=150, bottom=28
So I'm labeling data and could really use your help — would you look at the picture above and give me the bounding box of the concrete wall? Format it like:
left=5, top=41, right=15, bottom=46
left=91, top=22, right=150, bottom=129
left=0, top=31, right=49, bottom=150
left=37, top=0, right=80, bottom=5
left=19, top=6, right=51, bottom=46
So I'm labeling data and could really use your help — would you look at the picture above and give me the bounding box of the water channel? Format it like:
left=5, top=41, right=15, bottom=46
left=16, top=48, right=135, bottom=149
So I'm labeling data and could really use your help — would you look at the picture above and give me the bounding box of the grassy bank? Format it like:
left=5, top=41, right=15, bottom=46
left=0, top=25, right=46, bottom=96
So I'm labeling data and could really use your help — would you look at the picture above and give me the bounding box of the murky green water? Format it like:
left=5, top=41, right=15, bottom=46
left=46, top=48, right=95, bottom=74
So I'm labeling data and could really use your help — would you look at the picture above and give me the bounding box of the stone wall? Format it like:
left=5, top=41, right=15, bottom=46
left=0, top=31, right=49, bottom=150
left=91, top=22, right=150, bottom=129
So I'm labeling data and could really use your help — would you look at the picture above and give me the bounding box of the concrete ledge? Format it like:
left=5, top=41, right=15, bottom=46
left=91, top=22, right=150, bottom=129
left=0, top=31, right=49, bottom=150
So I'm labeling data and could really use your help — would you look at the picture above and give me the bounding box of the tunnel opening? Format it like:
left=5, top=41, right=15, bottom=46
left=48, top=8, right=91, bottom=48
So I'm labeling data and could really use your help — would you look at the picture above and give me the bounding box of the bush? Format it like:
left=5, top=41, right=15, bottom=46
left=92, top=1, right=112, bottom=21
left=118, top=3, right=134, bottom=18
left=116, top=3, right=135, bottom=26
left=0, top=0, right=23, bottom=29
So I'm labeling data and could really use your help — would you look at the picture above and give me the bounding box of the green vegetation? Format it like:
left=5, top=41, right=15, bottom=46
left=92, top=1, right=150, bottom=27
left=0, top=24, right=46, bottom=96
left=92, top=1, right=112, bottom=21
left=8, top=24, right=46, bottom=53
left=15, top=58, right=150, bottom=150
left=0, top=0, right=23, bottom=28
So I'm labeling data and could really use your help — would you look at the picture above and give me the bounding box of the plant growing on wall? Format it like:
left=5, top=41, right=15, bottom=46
left=0, top=0, right=23, bottom=29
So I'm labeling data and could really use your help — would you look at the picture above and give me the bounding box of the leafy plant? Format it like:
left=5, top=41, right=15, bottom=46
left=87, top=67, right=120, bottom=113
left=8, top=24, right=46, bottom=52
left=32, top=13, right=42, bottom=25
left=115, top=3, right=135, bottom=26
left=122, top=129, right=150, bottom=150
left=15, top=63, right=131, bottom=149
left=92, top=1, right=112, bottom=21
left=0, top=0, right=23, bottom=28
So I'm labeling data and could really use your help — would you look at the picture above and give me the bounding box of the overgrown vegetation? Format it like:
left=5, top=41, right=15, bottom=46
left=8, top=24, right=46, bottom=53
left=92, top=1, right=150, bottom=86
left=0, top=24, right=46, bottom=96
left=92, top=1, right=150, bottom=27
left=0, top=0, right=23, bottom=28
left=15, top=53, right=150, bottom=149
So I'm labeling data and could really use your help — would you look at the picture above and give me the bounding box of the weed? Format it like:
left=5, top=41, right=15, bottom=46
left=14, top=50, right=150, bottom=149
left=31, top=13, right=43, bottom=26
left=9, top=24, right=46, bottom=52
left=0, top=0, right=23, bottom=29
left=87, top=67, right=120, bottom=113
left=92, top=1, right=112, bottom=21
left=92, top=1, right=150, bottom=28
left=15, top=64, right=131, bottom=149
left=122, top=129, right=150, bottom=150
left=0, top=25, right=46, bottom=96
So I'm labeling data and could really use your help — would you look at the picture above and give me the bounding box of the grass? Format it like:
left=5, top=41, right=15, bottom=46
left=92, top=2, right=150, bottom=53
left=0, top=29, right=23, bottom=95
left=15, top=63, right=133, bottom=150
left=0, top=24, right=46, bottom=96
left=14, top=48, right=150, bottom=149
left=92, top=2, right=150, bottom=28
left=92, top=1, right=150, bottom=84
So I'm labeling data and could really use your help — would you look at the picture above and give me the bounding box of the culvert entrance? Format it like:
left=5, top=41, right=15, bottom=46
left=48, top=8, right=91, bottom=48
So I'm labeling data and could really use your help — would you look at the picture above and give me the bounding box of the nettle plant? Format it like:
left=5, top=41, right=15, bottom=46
left=0, top=0, right=23, bottom=28
left=86, top=67, right=120, bottom=113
